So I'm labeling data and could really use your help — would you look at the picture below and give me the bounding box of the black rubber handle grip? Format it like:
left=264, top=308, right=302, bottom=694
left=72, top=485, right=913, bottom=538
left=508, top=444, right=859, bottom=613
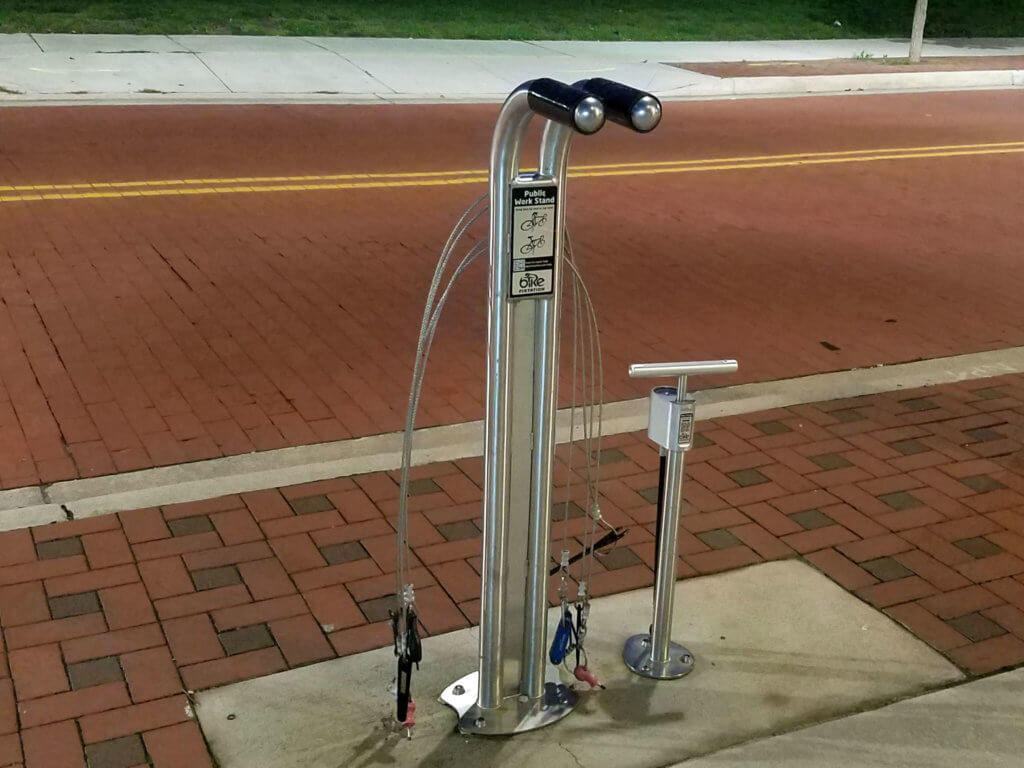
left=526, top=78, right=604, bottom=134
left=579, top=78, right=662, bottom=132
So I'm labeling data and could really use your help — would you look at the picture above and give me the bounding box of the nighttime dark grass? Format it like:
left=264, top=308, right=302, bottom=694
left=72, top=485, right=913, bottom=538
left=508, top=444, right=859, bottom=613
left=1, top=0, right=1022, bottom=40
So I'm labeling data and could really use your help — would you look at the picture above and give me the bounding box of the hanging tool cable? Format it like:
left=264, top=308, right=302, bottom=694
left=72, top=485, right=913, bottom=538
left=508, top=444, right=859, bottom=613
left=390, top=195, right=488, bottom=736
left=548, top=230, right=619, bottom=690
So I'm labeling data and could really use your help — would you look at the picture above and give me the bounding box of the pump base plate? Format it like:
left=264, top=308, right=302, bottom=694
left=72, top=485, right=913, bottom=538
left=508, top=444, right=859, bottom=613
left=623, top=634, right=695, bottom=679
left=440, top=671, right=577, bottom=735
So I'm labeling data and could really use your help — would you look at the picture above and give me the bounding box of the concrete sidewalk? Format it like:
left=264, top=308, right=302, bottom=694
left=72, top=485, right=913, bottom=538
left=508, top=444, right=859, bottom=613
left=1, top=34, right=1024, bottom=104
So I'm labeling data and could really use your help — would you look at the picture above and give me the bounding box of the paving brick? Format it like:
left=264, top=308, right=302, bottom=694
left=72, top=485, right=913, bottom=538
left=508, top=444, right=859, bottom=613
left=82, top=530, right=133, bottom=570
left=22, top=719, right=84, bottom=768
left=804, top=548, right=878, bottom=591
left=327, top=621, right=392, bottom=657
left=166, top=516, right=215, bottom=538
left=62, top=624, right=165, bottom=664
left=18, top=681, right=131, bottom=728
left=684, top=546, right=761, bottom=576
left=210, top=508, right=264, bottom=546
left=137, top=558, right=193, bottom=601
left=180, top=647, right=286, bottom=691
left=46, top=564, right=139, bottom=598
left=892, top=549, right=971, bottom=592
left=154, top=584, right=250, bottom=620
left=955, top=552, right=1024, bottom=583
left=0, top=554, right=89, bottom=587
left=310, top=518, right=393, bottom=548
left=191, top=565, right=242, bottom=592
left=9, top=644, right=69, bottom=700
left=947, top=633, right=1024, bottom=674
left=119, top=507, right=170, bottom=543
left=162, top=615, right=223, bottom=667
left=0, top=529, right=37, bottom=567
left=860, top=557, right=914, bottom=582
left=884, top=602, right=969, bottom=652
left=211, top=594, right=307, bottom=631
left=49, top=590, right=102, bottom=619
left=953, top=536, right=1003, bottom=559
left=67, top=656, right=124, bottom=690
left=132, top=532, right=222, bottom=562
left=0, top=679, right=12, bottom=735
left=162, top=497, right=243, bottom=521
left=84, top=734, right=146, bottom=768
left=269, top=613, right=334, bottom=667
left=100, top=583, right=156, bottom=629
left=302, top=585, right=364, bottom=632
left=5, top=612, right=107, bottom=651
left=79, top=693, right=191, bottom=744
left=118, top=646, right=182, bottom=704
left=291, top=558, right=381, bottom=591
left=0, top=581, right=50, bottom=625
left=182, top=540, right=272, bottom=571
left=781, top=524, right=858, bottom=554
left=787, top=509, right=834, bottom=530
left=985, top=576, right=1024, bottom=610
left=918, top=585, right=1005, bottom=619
left=241, top=488, right=294, bottom=522
left=269, top=534, right=326, bottom=573
left=428, top=560, right=481, bottom=603
left=854, top=575, right=936, bottom=608
left=982, top=603, right=1024, bottom=638
left=219, top=624, right=275, bottom=656
left=34, top=516, right=120, bottom=543
left=143, top=721, right=214, bottom=768
left=946, top=612, right=1006, bottom=642
left=260, top=509, right=344, bottom=539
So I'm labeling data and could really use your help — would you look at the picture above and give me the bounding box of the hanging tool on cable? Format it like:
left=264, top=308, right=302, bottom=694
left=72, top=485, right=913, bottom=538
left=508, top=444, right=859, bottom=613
left=389, top=195, right=489, bottom=737
left=546, top=231, right=619, bottom=692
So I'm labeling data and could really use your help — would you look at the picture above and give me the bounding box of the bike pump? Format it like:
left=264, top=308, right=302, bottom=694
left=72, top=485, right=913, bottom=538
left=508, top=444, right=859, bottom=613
left=623, top=360, right=738, bottom=680
left=439, top=78, right=662, bottom=735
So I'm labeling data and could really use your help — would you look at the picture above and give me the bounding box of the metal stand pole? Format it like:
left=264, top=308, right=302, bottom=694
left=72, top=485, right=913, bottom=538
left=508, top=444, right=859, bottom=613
left=623, top=360, right=738, bottom=680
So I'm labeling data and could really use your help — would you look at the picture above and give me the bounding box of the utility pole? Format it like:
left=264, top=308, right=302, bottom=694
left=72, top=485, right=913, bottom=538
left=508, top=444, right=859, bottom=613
left=909, top=0, right=929, bottom=63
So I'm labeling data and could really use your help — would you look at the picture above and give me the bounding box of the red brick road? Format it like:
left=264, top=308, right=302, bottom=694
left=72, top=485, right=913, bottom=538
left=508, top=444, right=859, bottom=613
left=2, top=91, right=1024, bottom=488
left=1, top=376, right=1023, bottom=766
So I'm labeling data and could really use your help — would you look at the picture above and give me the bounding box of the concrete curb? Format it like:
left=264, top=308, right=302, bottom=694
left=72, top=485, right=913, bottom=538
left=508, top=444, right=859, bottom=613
left=1, top=346, right=1021, bottom=531
left=1, top=68, right=1021, bottom=107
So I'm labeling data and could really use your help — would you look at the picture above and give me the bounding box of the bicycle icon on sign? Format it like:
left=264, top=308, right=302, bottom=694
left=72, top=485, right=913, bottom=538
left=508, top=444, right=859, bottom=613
left=519, top=235, right=545, bottom=254
left=519, top=212, right=549, bottom=231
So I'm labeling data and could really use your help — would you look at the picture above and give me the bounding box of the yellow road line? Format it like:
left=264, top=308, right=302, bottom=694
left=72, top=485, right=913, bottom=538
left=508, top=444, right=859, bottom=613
left=5, top=139, right=1024, bottom=195
left=2, top=142, right=1022, bottom=205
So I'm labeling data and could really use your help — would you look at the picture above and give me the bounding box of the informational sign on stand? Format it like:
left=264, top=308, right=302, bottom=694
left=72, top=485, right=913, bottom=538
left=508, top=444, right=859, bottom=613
left=509, top=183, right=558, bottom=299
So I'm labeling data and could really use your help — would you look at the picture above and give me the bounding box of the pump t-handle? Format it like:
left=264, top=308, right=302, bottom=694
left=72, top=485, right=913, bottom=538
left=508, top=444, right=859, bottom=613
left=629, top=360, right=738, bottom=401
left=524, top=78, right=605, bottom=135
left=579, top=78, right=662, bottom=133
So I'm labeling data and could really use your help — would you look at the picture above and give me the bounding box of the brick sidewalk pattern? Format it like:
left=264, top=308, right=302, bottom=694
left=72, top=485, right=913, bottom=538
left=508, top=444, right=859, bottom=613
left=1, top=375, right=1024, bottom=766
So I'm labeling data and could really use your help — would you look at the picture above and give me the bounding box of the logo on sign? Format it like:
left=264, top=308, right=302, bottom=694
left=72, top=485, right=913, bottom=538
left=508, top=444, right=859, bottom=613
left=519, top=273, right=545, bottom=290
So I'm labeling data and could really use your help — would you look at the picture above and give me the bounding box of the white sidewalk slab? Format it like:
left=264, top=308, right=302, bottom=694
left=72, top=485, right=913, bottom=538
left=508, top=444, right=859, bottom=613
left=679, top=667, right=1024, bottom=767
left=1, top=35, right=1023, bottom=104
left=196, top=561, right=961, bottom=768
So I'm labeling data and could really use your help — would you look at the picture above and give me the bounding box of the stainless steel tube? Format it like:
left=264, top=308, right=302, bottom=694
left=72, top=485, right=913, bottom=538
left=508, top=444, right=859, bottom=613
left=521, top=121, right=575, bottom=700
left=479, top=89, right=534, bottom=710
left=650, top=444, right=686, bottom=664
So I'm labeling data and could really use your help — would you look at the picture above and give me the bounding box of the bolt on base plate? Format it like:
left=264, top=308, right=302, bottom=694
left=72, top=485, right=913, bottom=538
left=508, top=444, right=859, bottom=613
left=623, top=634, right=695, bottom=680
left=440, top=671, right=577, bottom=735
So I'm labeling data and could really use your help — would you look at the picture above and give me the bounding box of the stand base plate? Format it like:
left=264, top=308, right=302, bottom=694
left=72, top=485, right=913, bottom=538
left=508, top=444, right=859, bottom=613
left=440, top=671, right=577, bottom=736
left=623, top=634, right=695, bottom=680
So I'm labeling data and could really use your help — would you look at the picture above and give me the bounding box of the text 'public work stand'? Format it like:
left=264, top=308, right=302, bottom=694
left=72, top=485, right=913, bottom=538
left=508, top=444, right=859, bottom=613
left=440, top=78, right=662, bottom=735
left=623, top=360, right=738, bottom=679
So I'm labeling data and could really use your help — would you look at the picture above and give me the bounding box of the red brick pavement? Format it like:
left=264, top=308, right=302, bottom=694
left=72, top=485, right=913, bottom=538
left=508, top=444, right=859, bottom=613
left=2, top=91, right=1024, bottom=488
left=1, top=376, right=1024, bottom=765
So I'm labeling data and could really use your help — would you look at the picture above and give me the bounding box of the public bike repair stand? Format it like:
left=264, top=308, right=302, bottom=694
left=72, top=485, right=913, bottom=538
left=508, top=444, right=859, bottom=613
left=622, top=360, right=738, bottom=679
left=421, top=77, right=662, bottom=736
